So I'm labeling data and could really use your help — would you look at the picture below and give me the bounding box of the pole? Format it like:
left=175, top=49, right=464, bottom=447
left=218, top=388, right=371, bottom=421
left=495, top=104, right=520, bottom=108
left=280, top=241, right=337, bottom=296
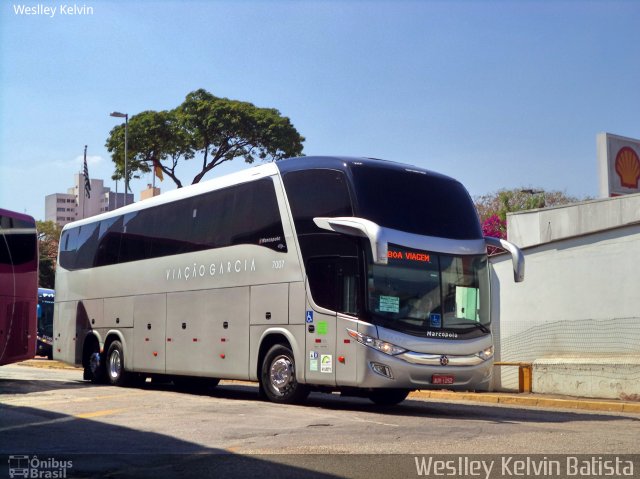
left=110, top=111, right=129, bottom=206
left=82, top=145, right=87, bottom=219
left=124, top=114, right=129, bottom=205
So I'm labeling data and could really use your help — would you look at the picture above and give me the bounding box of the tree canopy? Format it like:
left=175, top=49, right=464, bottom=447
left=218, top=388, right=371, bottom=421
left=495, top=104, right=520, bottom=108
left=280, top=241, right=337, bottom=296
left=36, top=220, right=62, bottom=288
left=106, top=89, right=305, bottom=189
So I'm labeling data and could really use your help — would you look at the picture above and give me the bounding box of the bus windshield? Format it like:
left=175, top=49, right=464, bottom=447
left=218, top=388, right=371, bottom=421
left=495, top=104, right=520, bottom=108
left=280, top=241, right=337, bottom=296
left=350, top=164, right=482, bottom=240
left=38, top=291, right=55, bottom=338
left=366, top=244, right=490, bottom=336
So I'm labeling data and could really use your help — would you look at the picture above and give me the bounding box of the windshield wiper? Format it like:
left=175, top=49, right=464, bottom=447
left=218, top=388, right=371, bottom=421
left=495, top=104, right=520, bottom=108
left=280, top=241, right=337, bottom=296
left=447, top=322, right=490, bottom=334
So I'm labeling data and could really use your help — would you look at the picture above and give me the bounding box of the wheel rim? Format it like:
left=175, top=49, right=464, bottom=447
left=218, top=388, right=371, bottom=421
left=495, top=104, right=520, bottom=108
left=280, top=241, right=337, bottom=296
left=108, top=349, right=121, bottom=380
left=269, top=355, right=294, bottom=396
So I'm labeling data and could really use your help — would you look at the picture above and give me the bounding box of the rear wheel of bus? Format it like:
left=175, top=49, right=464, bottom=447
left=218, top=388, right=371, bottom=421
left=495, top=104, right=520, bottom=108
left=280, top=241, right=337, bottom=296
left=105, top=340, right=137, bottom=387
left=260, top=344, right=309, bottom=404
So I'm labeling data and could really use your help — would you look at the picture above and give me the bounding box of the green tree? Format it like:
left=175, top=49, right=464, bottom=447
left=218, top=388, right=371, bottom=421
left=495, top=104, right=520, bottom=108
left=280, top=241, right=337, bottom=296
left=106, top=109, right=191, bottom=189
left=474, top=188, right=588, bottom=224
left=36, top=220, right=62, bottom=289
left=106, top=89, right=305, bottom=189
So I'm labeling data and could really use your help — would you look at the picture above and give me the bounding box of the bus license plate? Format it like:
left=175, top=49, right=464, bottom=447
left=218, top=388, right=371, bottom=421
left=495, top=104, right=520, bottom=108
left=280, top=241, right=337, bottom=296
left=432, top=374, right=455, bottom=385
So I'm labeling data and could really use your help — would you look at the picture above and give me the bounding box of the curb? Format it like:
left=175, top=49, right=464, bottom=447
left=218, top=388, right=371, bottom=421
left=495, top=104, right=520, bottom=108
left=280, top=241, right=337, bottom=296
left=409, top=390, right=640, bottom=414
left=17, top=359, right=81, bottom=371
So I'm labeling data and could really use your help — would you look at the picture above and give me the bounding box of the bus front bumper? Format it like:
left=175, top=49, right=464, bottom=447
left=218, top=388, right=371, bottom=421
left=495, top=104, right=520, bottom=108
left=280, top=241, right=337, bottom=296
left=357, top=347, right=493, bottom=391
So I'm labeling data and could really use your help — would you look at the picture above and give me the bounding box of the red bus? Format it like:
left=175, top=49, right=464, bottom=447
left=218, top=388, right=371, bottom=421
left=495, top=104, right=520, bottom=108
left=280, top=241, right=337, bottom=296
left=0, top=208, right=38, bottom=366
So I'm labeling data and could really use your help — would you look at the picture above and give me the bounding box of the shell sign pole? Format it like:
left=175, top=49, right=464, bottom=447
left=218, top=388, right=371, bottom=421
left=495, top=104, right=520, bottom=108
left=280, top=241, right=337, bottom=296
left=597, top=132, right=640, bottom=197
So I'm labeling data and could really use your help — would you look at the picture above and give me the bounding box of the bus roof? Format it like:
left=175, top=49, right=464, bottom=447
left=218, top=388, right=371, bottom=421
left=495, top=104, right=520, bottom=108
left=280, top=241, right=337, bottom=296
left=61, top=156, right=457, bottom=231
left=276, top=156, right=455, bottom=182
left=0, top=208, right=36, bottom=229
left=61, top=161, right=281, bottom=231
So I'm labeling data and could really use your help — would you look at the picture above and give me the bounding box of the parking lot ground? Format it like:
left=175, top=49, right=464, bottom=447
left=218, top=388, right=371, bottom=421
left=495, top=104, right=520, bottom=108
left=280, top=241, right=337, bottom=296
left=18, top=358, right=640, bottom=414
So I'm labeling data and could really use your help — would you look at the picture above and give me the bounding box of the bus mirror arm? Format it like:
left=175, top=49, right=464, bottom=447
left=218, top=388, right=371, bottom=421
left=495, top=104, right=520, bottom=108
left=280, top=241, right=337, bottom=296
left=485, top=236, right=525, bottom=283
left=314, top=217, right=389, bottom=264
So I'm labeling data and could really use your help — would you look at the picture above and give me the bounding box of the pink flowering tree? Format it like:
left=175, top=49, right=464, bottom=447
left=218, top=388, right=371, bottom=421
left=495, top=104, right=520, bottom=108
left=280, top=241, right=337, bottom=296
left=481, top=214, right=506, bottom=256
left=482, top=214, right=507, bottom=239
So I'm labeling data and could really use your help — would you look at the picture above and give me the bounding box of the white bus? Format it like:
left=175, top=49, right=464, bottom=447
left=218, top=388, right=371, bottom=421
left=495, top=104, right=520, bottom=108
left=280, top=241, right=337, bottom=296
left=54, top=156, right=523, bottom=405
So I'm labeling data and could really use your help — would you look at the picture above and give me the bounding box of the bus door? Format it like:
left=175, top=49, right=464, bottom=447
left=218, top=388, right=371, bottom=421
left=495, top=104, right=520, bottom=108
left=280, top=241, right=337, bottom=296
left=304, top=256, right=359, bottom=386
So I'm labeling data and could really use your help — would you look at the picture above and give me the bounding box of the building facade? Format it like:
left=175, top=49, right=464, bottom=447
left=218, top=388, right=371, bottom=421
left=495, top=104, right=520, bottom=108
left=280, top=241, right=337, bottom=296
left=45, top=173, right=133, bottom=227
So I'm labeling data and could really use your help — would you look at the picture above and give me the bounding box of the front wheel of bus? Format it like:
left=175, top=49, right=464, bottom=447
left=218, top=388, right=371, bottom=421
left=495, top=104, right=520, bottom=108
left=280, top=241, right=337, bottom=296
left=106, top=340, right=130, bottom=387
left=260, top=344, right=309, bottom=404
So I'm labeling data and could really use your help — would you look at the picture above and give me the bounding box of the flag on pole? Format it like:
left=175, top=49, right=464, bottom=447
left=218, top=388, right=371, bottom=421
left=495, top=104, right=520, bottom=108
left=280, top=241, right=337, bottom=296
left=153, top=158, right=164, bottom=181
left=83, top=145, right=91, bottom=198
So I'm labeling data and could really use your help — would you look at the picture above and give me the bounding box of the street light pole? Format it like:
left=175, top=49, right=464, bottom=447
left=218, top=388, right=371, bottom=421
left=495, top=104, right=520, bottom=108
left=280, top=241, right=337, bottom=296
left=110, top=111, right=129, bottom=205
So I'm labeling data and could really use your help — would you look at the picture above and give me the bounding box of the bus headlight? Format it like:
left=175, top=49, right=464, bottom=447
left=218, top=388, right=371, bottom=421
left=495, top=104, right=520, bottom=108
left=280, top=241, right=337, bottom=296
left=476, top=346, right=494, bottom=361
left=347, top=329, right=407, bottom=356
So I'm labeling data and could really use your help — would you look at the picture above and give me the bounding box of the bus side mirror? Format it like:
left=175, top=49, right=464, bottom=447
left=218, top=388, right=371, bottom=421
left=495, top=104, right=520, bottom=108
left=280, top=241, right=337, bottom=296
left=485, top=236, right=525, bottom=283
left=313, top=217, right=389, bottom=265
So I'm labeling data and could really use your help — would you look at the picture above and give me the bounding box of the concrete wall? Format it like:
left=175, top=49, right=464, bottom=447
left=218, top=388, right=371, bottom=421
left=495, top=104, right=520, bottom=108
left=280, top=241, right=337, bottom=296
left=507, top=192, right=640, bottom=248
left=490, top=224, right=640, bottom=399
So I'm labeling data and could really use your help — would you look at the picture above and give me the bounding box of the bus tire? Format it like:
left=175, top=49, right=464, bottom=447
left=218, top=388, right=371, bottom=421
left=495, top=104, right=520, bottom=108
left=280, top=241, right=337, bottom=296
left=85, top=342, right=106, bottom=384
left=106, top=340, right=130, bottom=387
left=260, top=344, right=309, bottom=404
left=368, top=388, right=410, bottom=406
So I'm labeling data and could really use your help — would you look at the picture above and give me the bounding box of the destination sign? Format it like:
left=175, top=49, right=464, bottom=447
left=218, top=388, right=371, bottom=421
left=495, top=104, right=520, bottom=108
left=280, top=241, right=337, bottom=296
left=387, top=249, right=431, bottom=263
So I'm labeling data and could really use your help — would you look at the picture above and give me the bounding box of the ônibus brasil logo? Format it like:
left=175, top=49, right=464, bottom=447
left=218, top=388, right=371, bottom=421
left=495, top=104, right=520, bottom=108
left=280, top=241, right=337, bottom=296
left=8, top=455, right=73, bottom=479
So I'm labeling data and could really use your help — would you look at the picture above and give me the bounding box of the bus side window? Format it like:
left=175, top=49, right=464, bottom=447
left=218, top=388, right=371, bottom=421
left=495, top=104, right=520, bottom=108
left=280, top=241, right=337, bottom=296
left=307, top=257, right=359, bottom=315
left=94, top=216, right=123, bottom=267
left=59, top=228, right=79, bottom=270
left=283, top=169, right=354, bottom=237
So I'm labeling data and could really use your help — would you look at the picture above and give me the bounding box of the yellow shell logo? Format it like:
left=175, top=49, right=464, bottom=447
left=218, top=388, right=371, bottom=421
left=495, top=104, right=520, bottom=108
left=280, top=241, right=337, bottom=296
left=615, top=147, right=640, bottom=189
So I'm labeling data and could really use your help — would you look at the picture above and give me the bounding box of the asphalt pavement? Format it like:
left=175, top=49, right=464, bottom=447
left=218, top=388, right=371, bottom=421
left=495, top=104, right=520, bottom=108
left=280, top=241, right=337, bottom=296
left=17, top=358, right=640, bottom=414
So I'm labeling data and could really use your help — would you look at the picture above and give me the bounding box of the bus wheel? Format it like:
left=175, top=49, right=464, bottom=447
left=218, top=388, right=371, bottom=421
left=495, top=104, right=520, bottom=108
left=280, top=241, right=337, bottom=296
left=106, top=340, right=130, bottom=387
left=260, top=344, right=309, bottom=404
left=85, top=344, right=106, bottom=384
left=368, top=388, right=410, bottom=406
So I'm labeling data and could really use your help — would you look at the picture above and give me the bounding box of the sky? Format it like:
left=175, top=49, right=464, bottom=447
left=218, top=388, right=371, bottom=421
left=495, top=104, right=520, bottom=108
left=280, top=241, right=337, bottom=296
left=1, top=0, right=639, bottom=221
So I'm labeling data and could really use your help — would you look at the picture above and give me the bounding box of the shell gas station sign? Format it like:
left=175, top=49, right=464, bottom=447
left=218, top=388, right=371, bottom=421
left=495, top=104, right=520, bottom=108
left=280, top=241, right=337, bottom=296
left=597, top=132, right=640, bottom=197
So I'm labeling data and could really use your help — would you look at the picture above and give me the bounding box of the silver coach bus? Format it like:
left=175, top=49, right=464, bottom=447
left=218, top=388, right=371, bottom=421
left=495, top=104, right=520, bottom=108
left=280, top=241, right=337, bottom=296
left=54, top=156, right=524, bottom=405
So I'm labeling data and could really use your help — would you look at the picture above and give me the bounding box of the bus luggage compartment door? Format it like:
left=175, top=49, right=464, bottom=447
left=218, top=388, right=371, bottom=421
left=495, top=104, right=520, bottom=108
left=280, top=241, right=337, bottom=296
left=133, top=294, right=166, bottom=374
left=53, top=301, right=80, bottom=365
left=166, top=288, right=250, bottom=378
